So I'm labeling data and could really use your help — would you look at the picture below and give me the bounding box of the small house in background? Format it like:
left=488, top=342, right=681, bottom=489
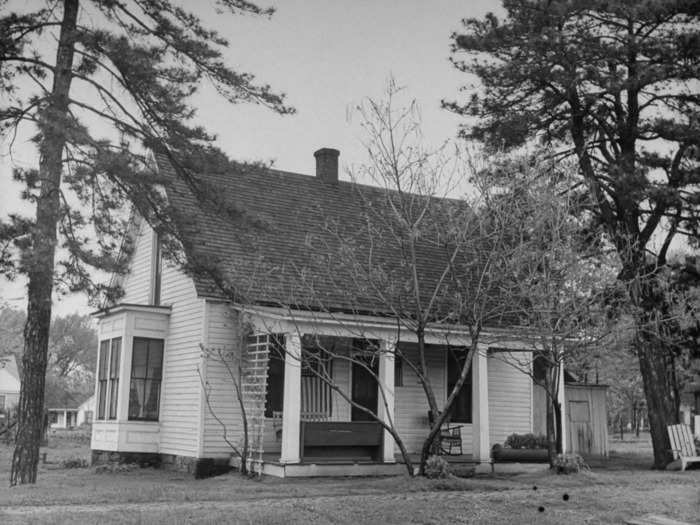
left=77, top=394, right=96, bottom=426
left=532, top=368, right=609, bottom=458
left=0, top=354, right=21, bottom=416
left=48, top=393, right=95, bottom=430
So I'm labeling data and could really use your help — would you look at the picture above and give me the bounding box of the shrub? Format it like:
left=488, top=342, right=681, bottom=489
left=504, top=433, right=548, bottom=449
left=61, top=457, right=89, bottom=469
left=553, top=453, right=589, bottom=474
left=424, top=455, right=450, bottom=479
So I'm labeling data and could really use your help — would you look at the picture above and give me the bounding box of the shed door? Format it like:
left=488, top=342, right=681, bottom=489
left=568, top=400, right=593, bottom=454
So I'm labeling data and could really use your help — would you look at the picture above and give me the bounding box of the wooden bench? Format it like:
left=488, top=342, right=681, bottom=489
left=300, top=421, right=383, bottom=461
left=667, top=423, right=700, bottom=472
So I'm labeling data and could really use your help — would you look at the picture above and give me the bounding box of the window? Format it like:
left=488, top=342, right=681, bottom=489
left=263, top=334, right=285, bottom=418
left=152, top=234, right=163, bottom=306
left=300, top=336, right=333, bottom=418
left=109, top=338, right=121, bottom=419
left=447, top=348, right=472, bottom=423
left=394, top=354, right=403, bottom=387
left=97, top=338, right=121, bottom=420
left=128, top=338, right=164, bottom=421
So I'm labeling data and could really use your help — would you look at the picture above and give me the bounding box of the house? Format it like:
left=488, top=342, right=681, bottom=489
left=90, top=148, right=568, bottom=477
left=48, top=393, right=95, bottom=429
left=0, top=354, right=21, bottom=418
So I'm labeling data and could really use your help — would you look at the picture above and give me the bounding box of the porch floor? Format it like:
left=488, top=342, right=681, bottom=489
left=258, top=452, right=478, bottom=466
left=244, top=452, right=481, bottom=478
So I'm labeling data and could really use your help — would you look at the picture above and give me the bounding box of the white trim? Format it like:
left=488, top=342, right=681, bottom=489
left=472, top=344, right=490, bottom=463
left=92, top=304, right=172, bottom=318
left=280, top=333, right=302, bottom=464
left=239, top=305, right=535, bottom=348
left=378, top=338, right=396, bottom=463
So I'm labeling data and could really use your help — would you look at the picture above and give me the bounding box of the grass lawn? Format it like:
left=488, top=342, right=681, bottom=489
left=0, top=430, right=698, bottom=524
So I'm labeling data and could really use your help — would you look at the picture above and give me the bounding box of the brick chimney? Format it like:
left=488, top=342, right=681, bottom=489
left=314, top=148, right=340, bottom=183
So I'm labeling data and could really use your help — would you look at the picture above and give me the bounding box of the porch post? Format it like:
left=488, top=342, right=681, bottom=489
left=378, top=338, right=396, bottom=463
left=471, top=345, right=490, bottom=463
left=558, top=358, right=567, bottom=453
left=280, top=332, right=302, bottom=464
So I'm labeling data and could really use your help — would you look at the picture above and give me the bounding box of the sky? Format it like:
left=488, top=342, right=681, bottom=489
left=0, top=1, right=498, bottom=316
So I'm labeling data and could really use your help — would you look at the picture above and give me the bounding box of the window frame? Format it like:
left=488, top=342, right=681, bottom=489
left=128, top=337, right=164, bottom=422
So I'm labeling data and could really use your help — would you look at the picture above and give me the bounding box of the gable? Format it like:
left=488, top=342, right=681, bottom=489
left=120, top=219, right=157, bottom=305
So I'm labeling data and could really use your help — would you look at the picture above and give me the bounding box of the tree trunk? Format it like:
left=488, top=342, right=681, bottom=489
left=553, top=399, right=563, bottom=454
left=10, top=0, right=78, bottom=486
left=636, top=333, right=676, bottom=468
left=618, top=254, right=678, bottom=469
left=546, top=394, right=556, bottom=467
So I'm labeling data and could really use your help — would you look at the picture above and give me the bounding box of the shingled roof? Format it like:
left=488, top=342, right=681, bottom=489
left=156, top=149, right=500, bottom=321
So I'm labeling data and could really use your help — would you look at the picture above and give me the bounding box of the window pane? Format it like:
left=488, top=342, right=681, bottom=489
left=98, top=341, right=110, bottom=379
left=129, top=378, right=145, bottom=419
left=98, top=380, right=107, bottom=419
left=144, top=379, right=161, bottom=420
left=110, top=338, right=121, bottom=379
left=131, top=345, right=148, bottom=379
left=147, top=341, right=164, bottom=380
left=109, top=378, right=119, bottom=419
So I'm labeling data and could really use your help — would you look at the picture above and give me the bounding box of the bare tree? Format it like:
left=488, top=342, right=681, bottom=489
left=474, top=153, right=620, bottom=463
left=297, top=83, right=516, bottom=475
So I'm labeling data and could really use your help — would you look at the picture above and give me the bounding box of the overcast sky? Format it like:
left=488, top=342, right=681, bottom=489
left=0, top=1, right=498, bottom=315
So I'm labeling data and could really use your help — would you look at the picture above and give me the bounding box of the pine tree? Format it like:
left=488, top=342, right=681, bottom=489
left=0, top=0, right=292, bottom=484
left=447, top=0, right=699, bottom=468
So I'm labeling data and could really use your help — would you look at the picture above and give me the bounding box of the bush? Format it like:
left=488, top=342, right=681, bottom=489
left=424, top=455, right=450, bottom=479
left=61, top=457, right=89, bottom=469
left=553, top=453, right=589, bottom=474
left=504, top=433, right=548, bottom=449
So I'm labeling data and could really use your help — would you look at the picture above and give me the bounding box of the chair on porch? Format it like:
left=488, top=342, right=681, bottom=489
left=428, top=410, right=463, bottom=456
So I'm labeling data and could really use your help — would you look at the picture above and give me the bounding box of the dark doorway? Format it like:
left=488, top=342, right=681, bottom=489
left=351, top=354, right=379, bottom=421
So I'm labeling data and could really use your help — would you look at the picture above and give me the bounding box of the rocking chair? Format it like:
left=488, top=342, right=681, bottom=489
left=428, top=411, right=463, bottom=456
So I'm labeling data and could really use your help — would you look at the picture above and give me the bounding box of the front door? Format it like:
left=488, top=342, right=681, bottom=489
left=351, top=355, right=378, bottom=421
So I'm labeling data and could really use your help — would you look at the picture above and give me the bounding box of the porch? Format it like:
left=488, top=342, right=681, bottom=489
left=237, top=319, right=495, bottom=476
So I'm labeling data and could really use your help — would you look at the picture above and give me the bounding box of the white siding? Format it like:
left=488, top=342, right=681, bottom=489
left=201, top=302, right=243, bottom=458
left=157, top=256, right=204, bottom=457
left=120, top=221, right=153, bottom=304
left=117, top=219, right=205, bottom=457
left=394, top=344, right=462, bottom=454
left=488, top=351, right=533, bottom=447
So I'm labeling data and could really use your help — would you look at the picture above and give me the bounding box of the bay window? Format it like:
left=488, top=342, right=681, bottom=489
left=128, top=337, right=164, bottom=421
